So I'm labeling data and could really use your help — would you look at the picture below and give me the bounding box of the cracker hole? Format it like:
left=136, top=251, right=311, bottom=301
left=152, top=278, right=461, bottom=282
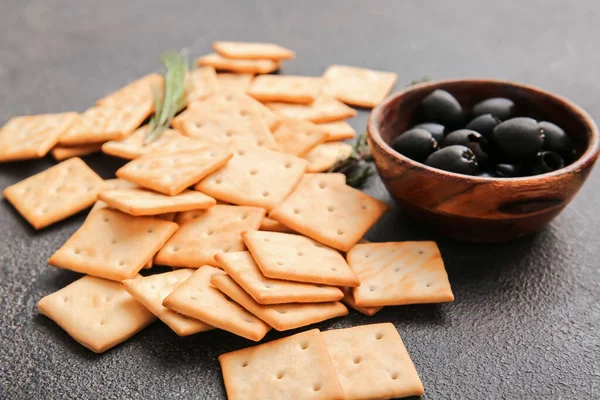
left=353, top=356, right=362, bottom=364
left=300, top=342, right=308, bottom=350
left=99, top=319, right=106, bottom=326
left=150, top=284, right=157, bottom=290
left=225, top=130, right=233, bottom=137
left=74, top=248, right=81, bottom=255
left=426, top=283, right=432, bottom=288
left=369, top=285, right=376, bottom=292
left=391, top=372, right=399, bottom=380
left=336, top=229, right=344, bottom=235
left=215, top=178, right=223, bottom=184
left=394, top=267, right=401, bottom=272
left=276, top=371, right=284, bottom=379
left=313, top=383, right=321, bottom=392
left=104, top=217, right=110, bottom=222
left=111, top=239, right=117, bottom=244
left=284, top=162, right=292, bottom=168
left=190, top=295, right=197, bottom=300
left=195, top=122, right=203, bottom=128
left=41, top=207, right=50, bottom=214
left=105, top=296, right=111, bottom=302
left=172, top=246, right=180, bottom=252
left=318, top=182, right=327, bottom=189
left=376, top=332, right=384, bottom=340
left=276, top=261, right=283, bottom=266
left=206, top=229, right=214, bottom=236
left=147, top=229, right=154, bottom=233
left=418, top=250, right=424, bottom=254
left=241, top=213, right=248, bottom=220
left=223, top=245, right=232, bottom=252
left=208, top=152, right=216, bottom=158
left=87, top=185, right=95, bottom=192
left=257, top=140, right=264, bottom=146
left=277, top=309, right=287, bottom=314
left=242, top=361, right=249, bottom=368
left=263, top=238, right=270, bottom=242
left=331, top=267, right=338, bottom=272
left=262, top=191, right=269, bottom=197
left=249, top=170, right=258, bottom=176
left=361, top=204, right=368, bottom=210
left=327, top=206, right=335, bottom=212
left=63, top=296, right=69, bottom=303
left=118, top=260, right=125, bottom=266
left=364, top=253, right=370, bottom=258
left=225, top=95, right=233, bottom=101
left=239, top=109, right=248, bottom=117
left=293, top=208, right=300, bottom=214
left=264, top=283, right=272, bottom=289
left=297, top=251, right=303, bottom=256
left=24, top=187, right=32, bottom=193
left=243, top=317, right=253, bottom=323
left=237, top=150, right=245, bottom=156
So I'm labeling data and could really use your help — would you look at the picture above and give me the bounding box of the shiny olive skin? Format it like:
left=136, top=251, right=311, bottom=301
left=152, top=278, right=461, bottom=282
left=413, top=122, right=446, bottom=143
left=539, top=121, right=574, bottom=160
left=419, top=90, right=465, bottom=128
left=491, top=117, right=544, bottom=163
left=465, top=114, right=501, bottom=138
left=495, top=163, right=522, bottom=177
left=391, top=128, right=438, bottom=162
left=478, top=171, right=498, bottom=178
left=425, top=145, right=478, bottom=175
left=530, top=151, right=565, bottom=175
left=472, top=97, right=515, bottom=120
left=441, top=129, right=489, bottom=165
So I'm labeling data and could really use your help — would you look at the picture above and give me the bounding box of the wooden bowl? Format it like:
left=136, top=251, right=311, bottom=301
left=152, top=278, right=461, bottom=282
left=367, top=79, right=600, bottom=242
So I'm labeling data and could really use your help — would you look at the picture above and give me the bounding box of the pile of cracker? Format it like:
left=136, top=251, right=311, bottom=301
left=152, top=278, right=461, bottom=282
left=1, top=41, right=454, bottom=399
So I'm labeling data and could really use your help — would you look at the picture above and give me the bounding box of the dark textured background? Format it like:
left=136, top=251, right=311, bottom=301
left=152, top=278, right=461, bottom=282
left=1, top=1, right=599, bottom=399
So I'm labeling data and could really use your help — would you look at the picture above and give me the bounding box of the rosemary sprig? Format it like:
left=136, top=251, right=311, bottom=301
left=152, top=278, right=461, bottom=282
left=328, top=132, right=374, bottom=188
left=408, top=76, right=431, bottom=86
left=144, top=50, right=189, bottom=144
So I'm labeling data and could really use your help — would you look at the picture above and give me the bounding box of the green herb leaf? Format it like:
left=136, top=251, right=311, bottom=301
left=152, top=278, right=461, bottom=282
left=144, top=50, right=189, bottom=145
left=328, top=132, right=374, bottom=188
left=408, top=76, right=431, bottom=86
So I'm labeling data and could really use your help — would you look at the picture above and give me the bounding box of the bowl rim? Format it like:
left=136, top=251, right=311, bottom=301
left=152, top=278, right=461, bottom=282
left=367, top=78, right=600, bottom=182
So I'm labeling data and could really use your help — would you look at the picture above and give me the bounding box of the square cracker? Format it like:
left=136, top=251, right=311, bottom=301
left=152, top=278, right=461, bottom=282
left=176, top=96, right=278, bottom=150
left=218, top=329, right=345, bottom=400
left=197, top=53, right=279, bottom=74
left=195, top=143, right=306, bottom=211
left=186, top=66, right=218, bottom=104
left=269, top=174, right=388, bottom=252
left=213, top=41, right=295, bottom=60
left=321, top=323, right=424, bottom=399
left=266, top=95, right=356, bottom=124
left=260, top=216, right=294, bottom=233
left=59, top=104, right=151, bottom=145
left=242, top=231, right=359, bottom=287
left=272, top=118, right=327, bottom=156
left=211, top=274, right=348, bottom=331
left=51, top=143, right=103, bottom=161
left=98, top=188, right=215, bottom=216
left=116, top=147, right=232, bottom=196
left=323, top=65, right=398, bottom=108
left=303, top=142, right=353, bottom=172
left=121, top=269, right=213, bottom=336
left=247, top=75, right=323, bottom=104
left=347, top=241, right=454, bottom=307
left=214, top=251, right=344, bottom=305
left=318, top=121, right=357, bottom=142
left=0, top=112, right=79, bottom=162
left=155, top=205, right=265, bottom=268
left=102, top=126, right=207, bottom=160
left=96, top=73, right=163, bottom=107
left=162, top=265, right=271, bottom=341
left=216, top=73, right=254, bottom=93
left=340, top=287, right=382, bottom=316
left=175, top=92, right=280, bottom=131
left=48, top=208, right=178, bottom=281
left=37, top=275, right=155, bottom=353
left=3, top=157, right=103, bottom=230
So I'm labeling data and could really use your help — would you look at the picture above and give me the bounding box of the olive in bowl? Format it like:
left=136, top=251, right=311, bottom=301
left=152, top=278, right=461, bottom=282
left=367, top=79, right=600, bottom=242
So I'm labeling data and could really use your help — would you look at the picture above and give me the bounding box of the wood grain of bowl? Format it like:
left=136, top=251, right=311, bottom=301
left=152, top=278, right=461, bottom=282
left=367, top=79, right=600, bottom=242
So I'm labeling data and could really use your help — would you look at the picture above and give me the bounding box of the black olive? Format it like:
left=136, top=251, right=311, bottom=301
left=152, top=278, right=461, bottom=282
left=530, top=151, right=565, bottom=175
left=441, top=129, right=489, bottom=165
left=491, top=117, right=544, bottom=163
left=472, top=97, right=516, bottom=120
left=412, top=122, right=446, bottom=143
left=391, top=128, right=438, bottom=162
left=539, top=121, right=574, bottom=161
left=478, top=171, right=497, bottom=178
left=495, top=163, right=522, bottom=177
left=425, top=145, right=478, bottom=175
left=419, top=89, right=465, bottom=128
left=465, top=114, right=501, bottom=138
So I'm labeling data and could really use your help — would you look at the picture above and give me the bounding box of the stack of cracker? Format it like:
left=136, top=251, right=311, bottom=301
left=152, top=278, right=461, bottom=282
left=2, top=41, right=453, bottom=400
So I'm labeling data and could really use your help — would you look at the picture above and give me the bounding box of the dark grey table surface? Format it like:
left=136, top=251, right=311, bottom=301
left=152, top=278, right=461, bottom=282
left=1, top=1, right=599, bottom=399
